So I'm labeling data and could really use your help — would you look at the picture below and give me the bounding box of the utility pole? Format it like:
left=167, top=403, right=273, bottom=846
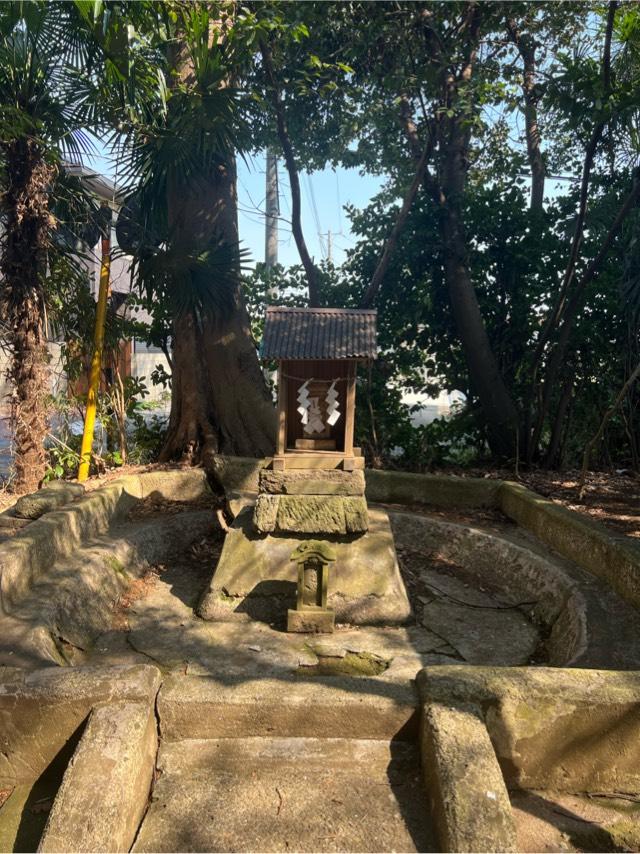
left=265, top=150, right=279, bottom=290
left=264, top=151, right=279, bottom=388
left=321, top=229, right=333, bottom=263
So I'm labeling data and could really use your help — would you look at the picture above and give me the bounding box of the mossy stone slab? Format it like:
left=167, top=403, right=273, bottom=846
left=13, top=482, right=85, bottom=520
left=253, top=495, right=369, bottom=534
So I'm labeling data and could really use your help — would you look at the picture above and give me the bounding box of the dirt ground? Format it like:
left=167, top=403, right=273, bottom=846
left=492, top=469, right=640, bottom=540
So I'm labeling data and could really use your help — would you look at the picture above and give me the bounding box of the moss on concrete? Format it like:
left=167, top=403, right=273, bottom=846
left=565, top=816, right=640, bottom=853
left=604, top=818, right=640, bottom=851
left=299, top=650, right=390, bottom=677
left=104, top=555, right=126, bottom=576
left=365, top=469, right=502, bottom=508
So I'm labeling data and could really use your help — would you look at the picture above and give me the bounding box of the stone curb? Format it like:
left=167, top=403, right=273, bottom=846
left=208, top=455, right=503, bottom=509
left=0, top=664, right=161, bottom=786
left=364, top=469, right=502, bottom=507
left=13, top=482, right=85, bottom=521
left=498, top=481, right=640, bottom=611
left=38, top=700, right=158, bottom=853
left=416, top=664, right=640, bottom=852
left=421, top=701, right=517, bottom=853
left=418, top=665, right=640, bottom=794
left=210, top=456, right=640, bottom=614
left=0, top=469, right=210, bottom=612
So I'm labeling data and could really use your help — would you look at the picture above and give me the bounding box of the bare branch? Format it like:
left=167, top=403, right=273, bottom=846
left=533, top=0, right=617, bottom=364
left=506, top=17, right=545, bottom=211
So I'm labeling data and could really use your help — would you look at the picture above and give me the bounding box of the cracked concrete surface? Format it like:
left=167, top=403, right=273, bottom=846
left=87, top=523, right=543, bottom=679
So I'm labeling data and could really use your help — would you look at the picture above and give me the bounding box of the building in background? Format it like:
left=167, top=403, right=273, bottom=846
left=65, top=165, right=171, bottom=409
left=0, top=165, right=171, bottom=476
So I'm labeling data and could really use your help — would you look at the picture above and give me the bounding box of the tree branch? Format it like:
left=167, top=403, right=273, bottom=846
left=531, top=169, right=639, bottom=460
left=260, top=39, right=321, bottom=307
left=360, top=129, right=434, bottom=308
left=398, top=96, right=441, bottom=202
left=532, top=0, right=617, bottom=364
left=506, top=17, right=545, bottom=211
left=560, top=171, right=640, bottom=328
left=525, top=0, right=618, bottom=458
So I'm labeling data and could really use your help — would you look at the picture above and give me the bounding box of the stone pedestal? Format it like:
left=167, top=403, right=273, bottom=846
left=253, top=469, right=369, bottom=535
left=198, top=464, right=411, bottom=630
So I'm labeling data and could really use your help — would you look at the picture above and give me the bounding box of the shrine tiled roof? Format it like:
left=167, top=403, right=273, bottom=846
left=260, top=306, right=377, bottom=360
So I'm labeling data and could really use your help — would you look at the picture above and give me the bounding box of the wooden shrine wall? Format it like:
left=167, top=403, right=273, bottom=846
left=282, top=359, right=353, bottom=451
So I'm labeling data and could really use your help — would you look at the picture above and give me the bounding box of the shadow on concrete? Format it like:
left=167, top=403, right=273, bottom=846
left=510, top=789, right=624, bottom=853
left=386, top=738, right=437, bottom=852
left=14, top=719, right=86, bottom=853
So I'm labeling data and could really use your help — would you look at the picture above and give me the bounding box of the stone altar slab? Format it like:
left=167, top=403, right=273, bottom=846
left=197, top=506, right=411, bottom=626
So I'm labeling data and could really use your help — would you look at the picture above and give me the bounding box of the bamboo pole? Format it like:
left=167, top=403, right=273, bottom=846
left=78, top=204, right=112, bottom=482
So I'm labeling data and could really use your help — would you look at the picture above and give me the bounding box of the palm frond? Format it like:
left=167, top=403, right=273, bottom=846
left=132, top=236, right=250, bottom=320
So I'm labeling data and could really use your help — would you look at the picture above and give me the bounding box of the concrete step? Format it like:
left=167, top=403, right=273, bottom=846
left=158, top=674, right=419, bottom=742
left=133, top=737, right=435, bottom=853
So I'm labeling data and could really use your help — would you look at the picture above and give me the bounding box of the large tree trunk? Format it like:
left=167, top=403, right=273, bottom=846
left=399, top=98, right=520, bottom=458
left=439, top=194, right=520, bottom=458
left=160, top=81, right=276, bottom=463
left=0, top=139, right=53, bottom=492
left=161, top=297, right=276, bottom=466
left=404, top=5, right=520, bottom=459
left=437, top=16, right=520, bottom=459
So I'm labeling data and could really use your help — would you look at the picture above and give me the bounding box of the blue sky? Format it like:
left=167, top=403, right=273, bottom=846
left=86, top=144, right=384, bottom=268
left=236, top=152, right=384, bottom=268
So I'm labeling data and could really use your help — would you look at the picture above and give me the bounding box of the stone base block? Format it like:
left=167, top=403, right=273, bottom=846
left=254, top=494, right=369, bottom=534
left=198, top=506, right=411, bottom=626
left=287, top=608, right=335, bottom=633
left=421, top=701, right=517, bottom=853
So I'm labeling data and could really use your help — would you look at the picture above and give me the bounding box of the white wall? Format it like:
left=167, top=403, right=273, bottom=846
left=131, top=347, right=171, bottom=412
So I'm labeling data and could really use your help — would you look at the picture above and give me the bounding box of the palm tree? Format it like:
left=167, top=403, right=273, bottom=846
left=0, top=1, right=100, bottom=491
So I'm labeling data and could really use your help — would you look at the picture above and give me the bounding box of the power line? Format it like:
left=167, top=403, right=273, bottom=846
left=303, top=172, right=326, bottom=260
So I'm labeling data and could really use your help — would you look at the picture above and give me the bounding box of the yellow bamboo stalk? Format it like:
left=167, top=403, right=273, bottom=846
left=78, top=205, right=111, bottom=482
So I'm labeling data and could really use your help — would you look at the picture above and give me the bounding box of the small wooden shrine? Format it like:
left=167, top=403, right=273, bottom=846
left=260, top=306, right=377, bottom=471
left=198, top=306, right=410, bottom=633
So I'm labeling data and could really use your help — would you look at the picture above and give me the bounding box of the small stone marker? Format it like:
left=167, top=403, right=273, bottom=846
left=288, top=540, right=336, bottom=633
